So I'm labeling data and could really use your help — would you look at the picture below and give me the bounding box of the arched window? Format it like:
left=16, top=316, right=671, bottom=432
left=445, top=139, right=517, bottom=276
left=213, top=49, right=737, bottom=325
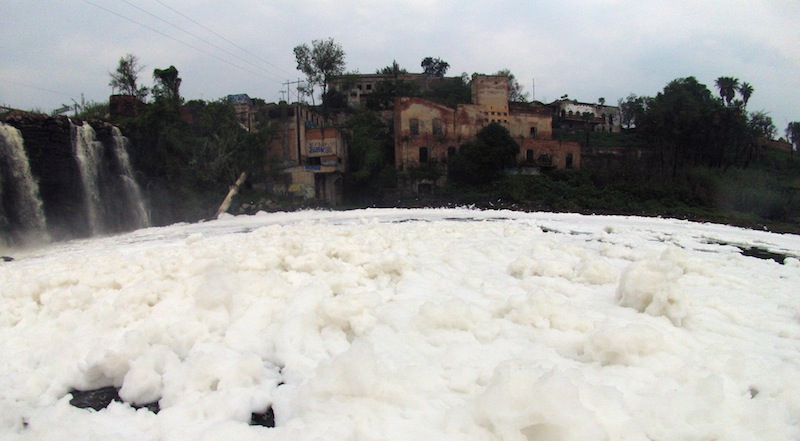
left=432, top=118, right=443, bottom=135
left=419, top=147, right=429, bottom=163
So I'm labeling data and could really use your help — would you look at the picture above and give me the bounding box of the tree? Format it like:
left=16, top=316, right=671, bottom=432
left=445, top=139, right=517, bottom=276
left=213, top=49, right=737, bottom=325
left=738, top=82, right=754, bottom=108
left=293, top=38, right=346, bottom=104
left=109, top=54, right=149, bottom=100
left=448, top=122, right=520, bottom=186
left=152, top=66, right=182, bottom=106
left=639, top=77, right=721, bottom=176
left=618, top=94, right=647, bottom=129
left=715, top=76, right=739, bottom=106
left=749, top=111, right=776, bottom=140
left=421, top=57, right=450, bottom=77
left=345, top=110, right=395, bottom=199
left=598, top=97, right=606, bottom=106
left=787, top=122, right=800, bottom=155
left=494, top=69, right=528, bottom=103
left=377, top=60, right=407, bottom=76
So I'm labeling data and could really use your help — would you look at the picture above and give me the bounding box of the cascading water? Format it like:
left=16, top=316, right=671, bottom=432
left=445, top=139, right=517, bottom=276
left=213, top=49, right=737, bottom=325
left=71, top=121, right=105, bottom=235
left=0, top=122, right=48, bottom=245
left=111, top=127, right=150, bottom=229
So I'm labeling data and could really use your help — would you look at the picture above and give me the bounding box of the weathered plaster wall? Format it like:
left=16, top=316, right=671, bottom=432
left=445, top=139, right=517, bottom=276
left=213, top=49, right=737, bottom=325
left=394, top=98, right=457, bottom=169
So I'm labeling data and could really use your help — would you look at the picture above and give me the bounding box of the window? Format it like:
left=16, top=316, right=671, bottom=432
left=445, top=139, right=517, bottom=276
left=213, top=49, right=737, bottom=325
left=566, top=153, right=574, bottom=169
left=419, top=147, right=429, bottom=163
left=432, top=118, right=443, bottom=135
left=529, top=127, right=537, bottom=138
left=526, top=149, right=534, bottom=163
left=366, top=84, right=372, bottom=91
left=409, top=118, right=419, bottom=136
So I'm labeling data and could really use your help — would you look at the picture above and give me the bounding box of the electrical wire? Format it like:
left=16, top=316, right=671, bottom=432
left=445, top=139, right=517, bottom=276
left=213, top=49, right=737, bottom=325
left=118, top=0, right=287, bottom=82
left=81, top=0, right=283, bottom=84
left=152, top=0, right=295, bottom=77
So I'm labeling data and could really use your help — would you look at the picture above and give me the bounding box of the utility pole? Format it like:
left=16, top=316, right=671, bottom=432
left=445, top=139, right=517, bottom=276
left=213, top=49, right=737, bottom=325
left=532, top=78, right=535, bottom=102
left=283, top=79, right=306, bottom=166
left=282, top=79, right=304, bottom=104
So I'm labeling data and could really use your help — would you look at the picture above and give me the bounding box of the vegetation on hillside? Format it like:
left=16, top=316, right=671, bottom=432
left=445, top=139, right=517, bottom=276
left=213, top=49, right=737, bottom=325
left=94, top=47, right=799, bottom=231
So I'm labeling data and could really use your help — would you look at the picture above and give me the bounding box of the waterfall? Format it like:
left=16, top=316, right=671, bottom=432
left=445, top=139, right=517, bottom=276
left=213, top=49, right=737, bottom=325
left=71, top=121, right=105, bottom=235
left=0, top=122, right=48, bottom=245
left=111, top=127, right=150, bottom=229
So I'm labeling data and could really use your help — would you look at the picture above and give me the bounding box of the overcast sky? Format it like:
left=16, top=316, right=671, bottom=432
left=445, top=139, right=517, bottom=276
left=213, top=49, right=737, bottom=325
left=1, top=1, right=799, bottom=131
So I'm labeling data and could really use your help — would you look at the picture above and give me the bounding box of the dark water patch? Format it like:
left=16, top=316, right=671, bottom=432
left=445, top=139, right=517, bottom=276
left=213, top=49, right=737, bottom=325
left=741, top=246, right=790, bottom=264
left=706, top=240, right=793, bottom=264
left=68, top=386, right=160, bottom=413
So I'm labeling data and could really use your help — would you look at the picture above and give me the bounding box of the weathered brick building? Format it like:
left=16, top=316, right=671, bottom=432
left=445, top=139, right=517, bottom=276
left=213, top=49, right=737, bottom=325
left=263, top=104, right=346, bottom=204
left=393, top=75, right=581, bottom=192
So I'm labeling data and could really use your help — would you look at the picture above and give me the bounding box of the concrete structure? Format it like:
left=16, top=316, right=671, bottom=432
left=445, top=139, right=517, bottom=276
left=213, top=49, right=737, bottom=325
left=330, top=73, right=461, bottom=108
left=264, top=104, right=346, bottom=204
left=552, top=99, right=622, bottom=133
left=227, top=94, right=259, bottom=131
left=393, top=75, right=581, bottom=192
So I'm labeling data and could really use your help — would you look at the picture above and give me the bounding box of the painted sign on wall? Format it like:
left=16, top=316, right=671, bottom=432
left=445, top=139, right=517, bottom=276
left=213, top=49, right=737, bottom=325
left=307, top=140, right=336, bottom=155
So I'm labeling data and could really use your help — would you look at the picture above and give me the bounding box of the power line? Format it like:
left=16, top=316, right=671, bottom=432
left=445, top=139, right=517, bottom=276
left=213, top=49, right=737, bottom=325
left=81, top=0, right=281, bottom=84
left=152, top=0, right=295, bottom=78
left=0, top=78, right=74, bottom=98
left=117, top=0, right=287, bottom=82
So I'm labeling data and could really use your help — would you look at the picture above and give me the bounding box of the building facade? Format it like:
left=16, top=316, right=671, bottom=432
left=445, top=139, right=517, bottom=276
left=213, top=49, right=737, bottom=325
left=263, top=104, right=346, bottom=204
left=393, top=75, right=581, bottom=192
left=552, top=99, right=622, bottom=133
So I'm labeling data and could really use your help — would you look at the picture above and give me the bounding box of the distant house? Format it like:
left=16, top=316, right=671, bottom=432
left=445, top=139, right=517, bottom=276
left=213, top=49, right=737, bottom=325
left=552, top=99, right=622, bottom=133
left=393, top=75, right=581, bottom=193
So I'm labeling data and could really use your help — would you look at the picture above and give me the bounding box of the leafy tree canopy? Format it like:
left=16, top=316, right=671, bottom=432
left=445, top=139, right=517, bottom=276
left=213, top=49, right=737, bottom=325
left=293, top=38, right=346, bottom=103
left=421, top=57, right=450, bottom=77
left=377, top=60, right=408, bottom=76
left=152, top=66, right=182, bottom=106
left=618, top=94, right=648, bottom=129
left=109, top=53, right=149, bottom=100
left=448, top=122, right=520, bottom=186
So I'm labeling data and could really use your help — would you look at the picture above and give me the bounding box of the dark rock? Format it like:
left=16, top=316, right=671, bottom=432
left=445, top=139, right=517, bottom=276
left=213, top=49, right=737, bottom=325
left=69, top=386, right=121, bottom=411
left=68, top=386, right=160, bottom=413
left=250, top=407, right=275, bottom=427
left=1, top=256, right=13, bottom=262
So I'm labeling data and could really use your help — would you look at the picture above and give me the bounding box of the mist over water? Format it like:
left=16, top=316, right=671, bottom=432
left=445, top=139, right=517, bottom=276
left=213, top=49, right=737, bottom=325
left=0, top=123, right=48, bottom=245
left=1, top=118, right=150, bottom=247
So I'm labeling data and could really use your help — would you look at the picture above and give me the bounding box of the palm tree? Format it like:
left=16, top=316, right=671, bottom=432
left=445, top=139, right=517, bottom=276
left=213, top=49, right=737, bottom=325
left=715, top=76, right=739, bottom=106
left=738, top=82, right=754, bottom=108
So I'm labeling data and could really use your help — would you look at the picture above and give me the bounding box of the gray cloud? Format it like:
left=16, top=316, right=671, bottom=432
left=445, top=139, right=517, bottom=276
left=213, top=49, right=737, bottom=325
left=1, top=0, right=798, bottom=127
